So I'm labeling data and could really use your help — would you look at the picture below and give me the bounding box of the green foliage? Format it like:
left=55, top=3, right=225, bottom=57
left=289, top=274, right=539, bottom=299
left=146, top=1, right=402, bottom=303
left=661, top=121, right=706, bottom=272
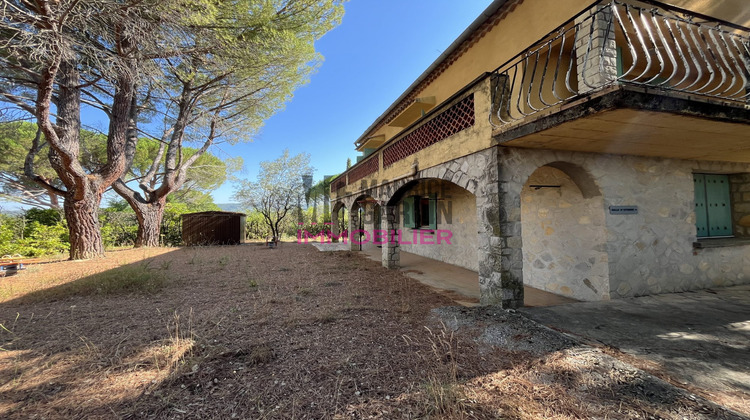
left=244, top=210, right=270, bottom=240
left=24, top=208, right=61, bottom=227
left=0, top=122, right=61, bottom=208
left=308, top=175, right=337, bottom=203
left=233, top=150, right=313, bottom=240
left=0, top=218, right=68, bottom=257
left=99, top=208, right=138, bottom=249
left=0, top=214, right=24, bottom=254
left=161, top=203, right=188, bottom=247
left=21, top=222, right=69, bottom=256
left=127, top=139, right=236, bottom=200
left=290, top=207, right=327, bottom=238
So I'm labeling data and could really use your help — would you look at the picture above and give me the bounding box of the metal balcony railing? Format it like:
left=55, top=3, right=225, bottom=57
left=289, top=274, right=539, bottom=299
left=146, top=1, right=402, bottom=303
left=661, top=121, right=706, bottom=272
left=490, top=0, right=750, bottom=126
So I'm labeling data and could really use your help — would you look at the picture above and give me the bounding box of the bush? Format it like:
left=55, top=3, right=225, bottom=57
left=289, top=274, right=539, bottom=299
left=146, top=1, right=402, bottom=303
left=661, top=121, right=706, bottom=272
left=23, top=222, right=69, bottom=256
left=245, top=211, right=269, bottom=240
left=100, top=210, right=138, bottom=248
left=0, top=220, right=68, bottom=257
left=161, top=203, right=187, bottom=246
left=24, top=208, right=62, bottom=228
left=0, top=214, right=24, bottom=255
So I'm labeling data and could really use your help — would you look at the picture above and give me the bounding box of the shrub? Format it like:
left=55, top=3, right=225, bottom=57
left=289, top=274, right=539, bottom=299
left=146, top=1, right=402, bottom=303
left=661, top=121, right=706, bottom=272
left=0, top=216, right=68, bottom=257
left=99, top=210, right=138, bottom=248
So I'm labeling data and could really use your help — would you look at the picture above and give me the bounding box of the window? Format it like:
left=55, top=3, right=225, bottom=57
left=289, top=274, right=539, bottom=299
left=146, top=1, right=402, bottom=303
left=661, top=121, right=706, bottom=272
left=403, top=194, right=437, bottom=230
left=694, top=174, right=732, bottom=238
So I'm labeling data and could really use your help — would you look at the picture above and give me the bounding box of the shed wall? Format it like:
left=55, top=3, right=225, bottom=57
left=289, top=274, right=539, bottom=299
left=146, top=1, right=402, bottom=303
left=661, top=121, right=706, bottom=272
left=182, top=213, right=246, bottom=246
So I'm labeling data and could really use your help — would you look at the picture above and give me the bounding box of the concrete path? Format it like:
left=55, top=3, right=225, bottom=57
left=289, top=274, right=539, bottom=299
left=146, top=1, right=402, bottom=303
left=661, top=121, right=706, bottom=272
left=309, top=242, right=349, bottom=252
left=308, top=242, right=576, bottom=307
left=521, top=285, right=750, bottom=410
left=358, top=247, right=576, bottom=307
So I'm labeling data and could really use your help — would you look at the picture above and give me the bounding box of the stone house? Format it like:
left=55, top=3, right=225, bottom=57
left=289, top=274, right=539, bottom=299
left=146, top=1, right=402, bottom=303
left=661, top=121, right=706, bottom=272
left=329, top=0, right=750, bottom=308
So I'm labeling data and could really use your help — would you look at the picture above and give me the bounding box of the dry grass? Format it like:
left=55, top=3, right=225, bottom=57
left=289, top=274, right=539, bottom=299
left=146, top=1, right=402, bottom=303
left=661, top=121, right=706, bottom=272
left=0, top=244, right=744, bottom=419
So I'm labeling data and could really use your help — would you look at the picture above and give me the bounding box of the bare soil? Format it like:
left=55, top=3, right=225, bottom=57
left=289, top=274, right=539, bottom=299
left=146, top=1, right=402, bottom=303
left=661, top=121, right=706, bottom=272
left=0, top=244, right=744, bottom=419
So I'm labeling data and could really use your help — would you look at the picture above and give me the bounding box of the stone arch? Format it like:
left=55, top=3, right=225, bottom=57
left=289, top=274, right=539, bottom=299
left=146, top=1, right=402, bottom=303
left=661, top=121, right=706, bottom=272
left=384, top=176, right=480, bottom=271
left=350, top=194, right=380, bottom=251
left=331, top=201, right=348, bottom=243
left=385, top=179, right=420, bottom=206
left=330, top=148, right=520, bottom=307
left=332, top=201, right=346, bottom=213
left=520, top=163, right=609, bottom=301
left=373, top=203, right=382, bottom=231
left=545, top=161, right=602, bottom=199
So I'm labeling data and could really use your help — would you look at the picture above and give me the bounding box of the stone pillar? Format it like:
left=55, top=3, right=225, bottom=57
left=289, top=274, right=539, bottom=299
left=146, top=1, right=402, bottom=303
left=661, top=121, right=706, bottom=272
left=331, top=205, right=341, bottom=243
left=361, top=202, right=377, bottom=251
left=381, top=205, right=400, bottom=269
left=575, top=4, right=618, bottom=93
left=349, top=205, right=360, bottom=251
left=476, top=150, right=524, bottom=308
left=730, top=173, right=750, bottom=238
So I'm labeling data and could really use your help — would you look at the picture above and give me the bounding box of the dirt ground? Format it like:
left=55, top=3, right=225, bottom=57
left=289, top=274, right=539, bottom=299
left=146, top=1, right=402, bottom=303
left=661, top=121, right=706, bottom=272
left=0, top=244, right=745, bottom=419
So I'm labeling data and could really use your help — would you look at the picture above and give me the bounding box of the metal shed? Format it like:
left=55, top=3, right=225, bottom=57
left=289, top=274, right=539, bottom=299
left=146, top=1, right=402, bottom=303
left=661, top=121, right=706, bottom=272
left=182, top=211, right=246, bottom=246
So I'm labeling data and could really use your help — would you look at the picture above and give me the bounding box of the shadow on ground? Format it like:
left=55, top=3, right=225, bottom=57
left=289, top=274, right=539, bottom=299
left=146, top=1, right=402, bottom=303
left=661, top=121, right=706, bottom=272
left=521, top=285, right=750, bottom=414
left=0, top=244, right=746, bottom=419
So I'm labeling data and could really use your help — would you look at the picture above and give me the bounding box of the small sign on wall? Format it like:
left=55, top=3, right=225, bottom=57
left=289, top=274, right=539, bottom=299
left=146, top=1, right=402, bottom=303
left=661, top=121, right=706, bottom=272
left=609, top=206, right=638, bottom=215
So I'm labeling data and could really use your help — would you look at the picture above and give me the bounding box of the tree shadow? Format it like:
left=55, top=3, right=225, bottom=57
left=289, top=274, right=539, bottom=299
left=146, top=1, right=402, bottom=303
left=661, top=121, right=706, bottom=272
left=521, top=287, right=750, bottom=413
left=1, top=245, right=745, bottom=418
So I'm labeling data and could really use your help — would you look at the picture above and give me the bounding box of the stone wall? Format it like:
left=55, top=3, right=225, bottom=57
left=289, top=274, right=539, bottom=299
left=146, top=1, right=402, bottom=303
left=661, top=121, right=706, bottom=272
left=398, top=181, right=479, bottom=272
left=521, top=166, right=609, bottom=301
left=331, top=147, right=521, bottom=307
left=730, top=173, right=750, bottom=238
left=500, top=147, right=750, bottom=299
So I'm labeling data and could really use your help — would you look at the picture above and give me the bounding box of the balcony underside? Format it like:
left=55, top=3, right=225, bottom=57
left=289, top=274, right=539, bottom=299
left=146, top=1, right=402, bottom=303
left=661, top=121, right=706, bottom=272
left=493, top=87, right=750, bottom=163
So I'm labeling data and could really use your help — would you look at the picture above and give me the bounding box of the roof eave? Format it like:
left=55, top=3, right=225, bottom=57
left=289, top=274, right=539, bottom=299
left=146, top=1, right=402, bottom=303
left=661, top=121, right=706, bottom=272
left=353, top=0, right=510, bottom=148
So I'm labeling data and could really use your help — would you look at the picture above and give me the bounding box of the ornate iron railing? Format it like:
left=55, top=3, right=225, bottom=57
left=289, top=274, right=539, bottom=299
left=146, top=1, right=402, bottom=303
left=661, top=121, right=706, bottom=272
left=490, top=0, right=750, bottom=126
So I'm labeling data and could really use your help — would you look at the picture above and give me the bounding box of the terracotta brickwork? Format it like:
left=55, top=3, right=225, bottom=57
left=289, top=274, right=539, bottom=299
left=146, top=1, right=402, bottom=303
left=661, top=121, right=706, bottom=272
left=347, top=155, right=380, bottom=184
left=383, top=95, right=475, bottom=167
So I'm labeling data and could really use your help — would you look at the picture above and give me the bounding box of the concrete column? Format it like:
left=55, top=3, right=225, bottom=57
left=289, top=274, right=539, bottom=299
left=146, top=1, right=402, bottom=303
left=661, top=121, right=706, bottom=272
left=575, top=4, right=617, bottom=93
left=476, top=150, right=524, bottom=308
left=349, top=206, right=360, bottom=251
left=381, top=205, right=400, bottom=269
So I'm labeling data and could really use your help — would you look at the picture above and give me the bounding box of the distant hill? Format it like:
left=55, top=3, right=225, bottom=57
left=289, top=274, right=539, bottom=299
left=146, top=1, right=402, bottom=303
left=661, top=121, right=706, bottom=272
left=217, top=203, right=244, bottom=212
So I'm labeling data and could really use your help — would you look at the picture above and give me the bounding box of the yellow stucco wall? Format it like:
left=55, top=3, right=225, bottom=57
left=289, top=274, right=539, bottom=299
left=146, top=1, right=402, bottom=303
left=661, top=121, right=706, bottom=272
left=363, top=0, right=593, bottom=143
left=333, top=0, right=750, bottom=200
left=332, top=79, right=493, bottom=200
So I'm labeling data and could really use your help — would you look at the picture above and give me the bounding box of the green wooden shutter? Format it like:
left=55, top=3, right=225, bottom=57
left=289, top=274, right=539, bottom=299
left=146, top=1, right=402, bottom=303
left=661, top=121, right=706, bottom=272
left=694, top=174, right=709, bottom=237
left=428, top=194, right=438, bottom=230
left=705, top=174, right=732, bottom=237
left=403, top=196, right=415, bottom=228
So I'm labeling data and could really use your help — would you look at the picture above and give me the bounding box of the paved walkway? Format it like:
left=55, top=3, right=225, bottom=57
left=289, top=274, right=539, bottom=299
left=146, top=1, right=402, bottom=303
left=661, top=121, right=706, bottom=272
left=309, top=242, right=576, bottom=307
left=521, top=285, right=750, bottom=411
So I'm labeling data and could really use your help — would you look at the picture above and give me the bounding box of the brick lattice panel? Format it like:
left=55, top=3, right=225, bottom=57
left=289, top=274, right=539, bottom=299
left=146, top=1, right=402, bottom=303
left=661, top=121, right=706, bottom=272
left=383, top=94, right=475, bottom=167
left=371, top=0, right=520, bottom=134
left=331, top=176, right=346, bottom=192
left=347, top=154, right=380, bottom=185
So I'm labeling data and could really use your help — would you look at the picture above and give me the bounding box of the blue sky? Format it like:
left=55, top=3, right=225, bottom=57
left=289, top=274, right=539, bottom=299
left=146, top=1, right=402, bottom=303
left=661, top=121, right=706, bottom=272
left=210, top=0, right=493, bottom=204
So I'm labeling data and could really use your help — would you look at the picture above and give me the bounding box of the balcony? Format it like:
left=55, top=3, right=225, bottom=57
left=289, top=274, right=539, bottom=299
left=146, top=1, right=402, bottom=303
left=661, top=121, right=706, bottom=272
left=491, top=0, right=750, bottom=163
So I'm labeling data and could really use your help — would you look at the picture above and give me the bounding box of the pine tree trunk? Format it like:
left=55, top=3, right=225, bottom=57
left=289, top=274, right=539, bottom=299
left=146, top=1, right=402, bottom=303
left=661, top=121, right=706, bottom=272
left=132, top=200, right=166, bottom=247
left=63, top=184, right=104, bottom=260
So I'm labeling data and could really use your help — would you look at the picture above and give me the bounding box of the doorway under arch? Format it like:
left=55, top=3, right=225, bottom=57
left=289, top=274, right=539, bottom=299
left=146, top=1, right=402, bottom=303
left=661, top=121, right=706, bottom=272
left=386, top=177, right=479, bottom=272
left=521, top=163, right=609, bottom=301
